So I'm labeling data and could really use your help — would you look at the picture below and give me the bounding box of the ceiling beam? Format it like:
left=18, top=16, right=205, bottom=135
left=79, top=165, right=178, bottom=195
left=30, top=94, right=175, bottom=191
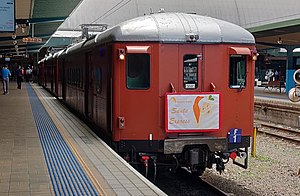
left=29, top=17, right=66, bottom=24
left=248, top=18, right=300, bottom=33
left=0, top=43, right=44, bottom=50
left=16, top=17, right=66, bottom=24
left=0, top=44, right=45, bottom=53
left=0, top=34, right=52, bottom=41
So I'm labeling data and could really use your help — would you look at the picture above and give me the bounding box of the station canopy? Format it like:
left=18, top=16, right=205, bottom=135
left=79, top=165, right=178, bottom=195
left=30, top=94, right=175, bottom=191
left=44, top=0, right=300, bottom=51
left=0, top=0, right=82, bottom=56
left=2, top=0, right=300, bottom=56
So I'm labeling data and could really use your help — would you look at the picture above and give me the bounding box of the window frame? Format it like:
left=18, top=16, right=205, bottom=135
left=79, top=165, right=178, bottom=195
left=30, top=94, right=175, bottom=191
left=229, top=54, right=247, bottom=89
left=95, top=67, right=102, bottom=94
left=183, top=54, right=199, bottom=90
left=125, top=53, right=151, bottom=90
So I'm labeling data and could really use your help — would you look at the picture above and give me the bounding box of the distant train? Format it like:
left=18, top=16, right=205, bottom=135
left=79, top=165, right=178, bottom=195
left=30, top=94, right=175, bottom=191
left=38, top=12, right=256, bottom=177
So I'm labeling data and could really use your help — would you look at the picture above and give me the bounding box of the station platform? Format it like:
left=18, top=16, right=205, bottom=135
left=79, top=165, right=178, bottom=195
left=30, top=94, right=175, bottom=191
left=254, top=86, right=288, bottom=101
left=254, top=86, right=300, bottom=106
left=0, top=83, right=166, bottom=196
left=254, top=86, right=300, bottom=128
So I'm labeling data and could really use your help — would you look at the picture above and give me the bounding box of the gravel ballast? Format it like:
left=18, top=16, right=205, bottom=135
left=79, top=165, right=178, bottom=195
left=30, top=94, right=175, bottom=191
left=202, top=132, right=300, bottom=196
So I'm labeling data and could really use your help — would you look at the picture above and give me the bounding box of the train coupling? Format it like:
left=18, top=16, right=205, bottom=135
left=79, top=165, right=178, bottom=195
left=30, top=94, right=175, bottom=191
left=214, top=153, right=226, bottom=174
left=141, top=156, right=150, bottom=167
left=140, top=153, right=158, bottom=166
left=225, top=149, right=248, bottom=160
left=140, top=154, right=158, bottom=180
left=225, top=148, right=249, bottom=169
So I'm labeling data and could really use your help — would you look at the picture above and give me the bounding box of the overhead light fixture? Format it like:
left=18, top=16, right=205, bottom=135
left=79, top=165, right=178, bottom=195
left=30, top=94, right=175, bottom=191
left=277, top=37, right=282, bottom=44
left=12, top=33, right=16, bottom=39
left=252, top=47, right=259, bottom=61
left=118, top=49, right=125, bottom=60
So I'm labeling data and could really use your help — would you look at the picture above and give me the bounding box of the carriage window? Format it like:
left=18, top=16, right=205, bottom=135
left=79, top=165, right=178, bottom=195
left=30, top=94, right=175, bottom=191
left=95, top=67, right=102, bottom=93
left=183, top=55, right=198, bottom=89
left=229, top=55, right=247, bottom=88
left=126, top=54, right=150, bottom=89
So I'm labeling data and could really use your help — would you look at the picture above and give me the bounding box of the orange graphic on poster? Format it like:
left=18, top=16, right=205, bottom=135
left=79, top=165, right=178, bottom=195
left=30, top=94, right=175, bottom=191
left=170, top=97, right=177, bottom=103
left=193, top=96, right=204, bottom=123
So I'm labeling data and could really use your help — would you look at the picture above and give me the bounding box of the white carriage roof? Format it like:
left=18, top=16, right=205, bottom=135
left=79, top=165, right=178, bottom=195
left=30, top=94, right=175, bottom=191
left=95, top=13, right=255, bottom=44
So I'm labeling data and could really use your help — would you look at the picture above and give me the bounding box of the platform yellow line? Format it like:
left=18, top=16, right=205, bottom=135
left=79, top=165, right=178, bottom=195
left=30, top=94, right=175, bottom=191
left=32, top=85, right=107, bottom=196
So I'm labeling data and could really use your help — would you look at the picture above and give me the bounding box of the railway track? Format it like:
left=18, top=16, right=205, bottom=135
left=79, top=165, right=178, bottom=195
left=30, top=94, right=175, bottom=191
left=200, top=177, right=230, bottom=196
left=154, top=167, right=230, bottom=196
left=256, top=121, right=300, bottom=144
left=182, top=167, right=230, bottom=196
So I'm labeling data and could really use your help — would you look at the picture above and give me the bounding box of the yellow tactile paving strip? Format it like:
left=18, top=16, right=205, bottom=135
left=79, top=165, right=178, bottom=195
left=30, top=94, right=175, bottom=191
left=33, top=85, right=108, bottom=196
left=30, top=84, right=166, bottom=196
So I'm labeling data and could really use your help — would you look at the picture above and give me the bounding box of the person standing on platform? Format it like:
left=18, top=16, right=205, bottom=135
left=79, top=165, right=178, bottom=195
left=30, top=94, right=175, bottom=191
left=275, top=70, right=279, bottom=81
left=16, top=65, right=23, bottom=89
left=1, top=65, right=11, bottom=95
left=25, top=66, right=32, bottom=82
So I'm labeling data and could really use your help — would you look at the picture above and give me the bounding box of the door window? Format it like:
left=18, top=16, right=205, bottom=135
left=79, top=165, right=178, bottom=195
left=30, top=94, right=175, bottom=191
left=183, top=55, right=198, bottom=89
left=95, top=67, right=102, bottom=93
left=229, top=55, right=247, bottom=88
left=126, top=54, right=150, bottom=89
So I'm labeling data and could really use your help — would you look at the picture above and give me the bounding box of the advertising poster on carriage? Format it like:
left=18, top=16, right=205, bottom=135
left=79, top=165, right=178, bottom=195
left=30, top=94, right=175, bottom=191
left=165, top=92, right=221, bottom=132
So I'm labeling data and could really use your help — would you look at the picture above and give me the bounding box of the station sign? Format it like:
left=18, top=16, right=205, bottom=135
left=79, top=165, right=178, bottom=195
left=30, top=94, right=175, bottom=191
left=22, top=37, right=43, bottom=43
left=0, top=0, right=15, bottom=32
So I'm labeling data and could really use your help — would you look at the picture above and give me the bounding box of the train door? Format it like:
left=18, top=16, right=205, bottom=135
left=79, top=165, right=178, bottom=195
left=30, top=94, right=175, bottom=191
left=51, top=61, right=54, bottom=92
left=62, top=59, right=66, bottom=100
left=85, top=52, right=94, bottom=119
left=55, top=59, right=58, bottom=95
left=116, top=45, right=156, bottom=142
left=179, top=45, right=203, bottom=91
left=228, top=48, right=254, bottom=134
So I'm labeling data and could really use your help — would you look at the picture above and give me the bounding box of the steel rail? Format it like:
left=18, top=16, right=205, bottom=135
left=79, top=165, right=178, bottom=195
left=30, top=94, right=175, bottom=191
left=257, top=122, right=300, bottom=144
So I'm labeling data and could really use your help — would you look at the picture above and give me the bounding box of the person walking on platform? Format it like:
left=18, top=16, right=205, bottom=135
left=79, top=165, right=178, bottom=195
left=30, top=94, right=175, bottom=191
left=16, top=66, right=23, bottom=89
left=1, top=65, right=11, bottom=95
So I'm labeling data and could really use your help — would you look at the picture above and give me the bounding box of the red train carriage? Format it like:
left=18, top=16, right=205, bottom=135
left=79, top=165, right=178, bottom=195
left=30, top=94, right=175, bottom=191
left=39, top=50, right=63, bottom=97
left=43, top=54, right=55, bottom=93
left=40, top=13, right=256, bottom=176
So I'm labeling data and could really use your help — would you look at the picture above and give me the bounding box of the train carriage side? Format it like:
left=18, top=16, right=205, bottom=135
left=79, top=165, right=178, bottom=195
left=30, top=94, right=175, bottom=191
left=37, top=58, right=45, bottom=86
left=63, top=43, right=86, bottom=117
left=42, top=52, right=60, bottom=97
left=88, top=44, right=113, bottom=136
left=43, top=56, right=49, bottom=88
left=44, top=54, right=55, bottom=93
left=52, top=50, right=64, bottom=98
left=60, top=40, right=113, bottom=140
left=109, top=13, right=256, bottom=174
left=57, top=50, right=67, bottom=100
left=57, top=55, right=64, bottom=99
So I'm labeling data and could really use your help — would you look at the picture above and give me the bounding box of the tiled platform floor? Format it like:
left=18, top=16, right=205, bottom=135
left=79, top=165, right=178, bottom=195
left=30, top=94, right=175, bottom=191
left=0, top=82, right=166, bottom=196
left=0, top=83, right=53, bottom=195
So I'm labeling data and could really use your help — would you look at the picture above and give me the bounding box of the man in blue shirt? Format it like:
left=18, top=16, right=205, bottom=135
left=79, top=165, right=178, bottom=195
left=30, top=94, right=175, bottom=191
left=1, top=65, right=11, bottom=95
